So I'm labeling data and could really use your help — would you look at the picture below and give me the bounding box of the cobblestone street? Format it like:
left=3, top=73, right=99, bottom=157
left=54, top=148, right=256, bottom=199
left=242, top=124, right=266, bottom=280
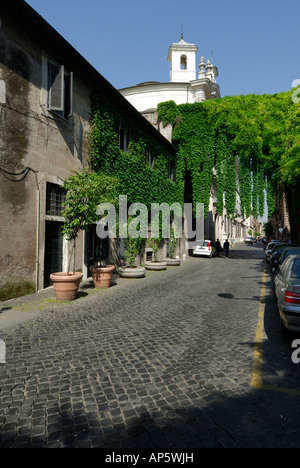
left=1, top=242, right=300, bottom=449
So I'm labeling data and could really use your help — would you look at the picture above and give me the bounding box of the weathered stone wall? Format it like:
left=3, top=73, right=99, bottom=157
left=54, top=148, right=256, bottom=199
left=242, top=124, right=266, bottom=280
left=0, top=15, right=91, bottom=291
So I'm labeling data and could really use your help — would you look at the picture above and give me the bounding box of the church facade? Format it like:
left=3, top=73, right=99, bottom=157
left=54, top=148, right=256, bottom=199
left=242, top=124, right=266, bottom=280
left=119, top=34, right=220, bottom=113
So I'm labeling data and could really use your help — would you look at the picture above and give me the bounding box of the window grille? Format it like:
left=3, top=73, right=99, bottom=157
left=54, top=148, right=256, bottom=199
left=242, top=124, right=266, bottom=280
left=46, top=183, right=65, bottom=216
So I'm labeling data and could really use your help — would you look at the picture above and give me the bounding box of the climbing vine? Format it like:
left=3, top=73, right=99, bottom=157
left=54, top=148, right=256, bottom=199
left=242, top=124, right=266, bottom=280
left=88, top=96, right=181, bottom=211
left=86, top=90, right=299, bottom=241
left=157, top=89, right=300, bottom=233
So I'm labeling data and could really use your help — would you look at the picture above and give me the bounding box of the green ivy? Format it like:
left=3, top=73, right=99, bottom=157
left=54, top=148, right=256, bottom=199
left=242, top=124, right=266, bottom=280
left=87, top=91, right=299, bottom=240
left=157, top=90, right=299, bottom=228
left=88, top=97, right=182, bottom=211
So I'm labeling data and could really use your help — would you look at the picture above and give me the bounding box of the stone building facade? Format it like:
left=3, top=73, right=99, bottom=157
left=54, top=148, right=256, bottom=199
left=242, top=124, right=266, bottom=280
left=0, top=0, right=177, bottom=293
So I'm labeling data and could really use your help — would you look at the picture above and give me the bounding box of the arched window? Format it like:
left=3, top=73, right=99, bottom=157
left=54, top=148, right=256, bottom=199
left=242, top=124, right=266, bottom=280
left=180, top=55, right=187, bottom=70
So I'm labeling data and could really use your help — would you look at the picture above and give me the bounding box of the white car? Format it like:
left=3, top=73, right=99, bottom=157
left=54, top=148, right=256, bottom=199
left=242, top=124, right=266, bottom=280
left=193, top=240, right=216, bottom=258
left=245, top=236, right=257, bottom=244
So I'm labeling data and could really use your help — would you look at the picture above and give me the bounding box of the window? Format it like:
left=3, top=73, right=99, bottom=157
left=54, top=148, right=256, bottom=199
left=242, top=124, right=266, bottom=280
left=168, top=163, right=177, bottom=182
left=180, top=55, right=187, bottom=70
left=280, top=257, right=290, bottom=277
left=46, top=182, right=65, bottom=216
left=48, top=61, right=73, bottom=119
left=291, top=258, right=300, bottom=278
left=115, top=122, right=134, bottom=152
left=145, top=145, right=156, bottom=168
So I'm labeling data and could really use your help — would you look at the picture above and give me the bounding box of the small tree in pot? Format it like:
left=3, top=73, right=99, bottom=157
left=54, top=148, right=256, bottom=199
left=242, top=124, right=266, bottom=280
left=145, top=215, right=167, bottom=271
left=165, top=225, right=181, bottom=266
left=119, top=217, right=145, bottom=278
left=50, top=170, right=119, bottom=300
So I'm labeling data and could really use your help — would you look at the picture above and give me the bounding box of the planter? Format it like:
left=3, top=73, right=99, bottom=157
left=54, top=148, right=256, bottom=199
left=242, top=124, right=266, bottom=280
left=164, top=258, right=181, bottom=266
left=50, top=271, right=83, bottom=301
left=89, top=264, right=114, bottom=289
left=118, top=266, right=146, bottom=279
left=145, top=261, right=167, bottom=271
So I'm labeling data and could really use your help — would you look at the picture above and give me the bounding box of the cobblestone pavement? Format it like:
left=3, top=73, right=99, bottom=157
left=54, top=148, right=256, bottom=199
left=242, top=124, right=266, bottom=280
left=1, top=242, right=300, bottom=449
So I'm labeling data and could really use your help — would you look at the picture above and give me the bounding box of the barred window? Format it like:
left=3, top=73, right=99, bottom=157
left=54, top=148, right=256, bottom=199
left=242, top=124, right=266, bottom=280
left=46, top=182, right=65, bottom=216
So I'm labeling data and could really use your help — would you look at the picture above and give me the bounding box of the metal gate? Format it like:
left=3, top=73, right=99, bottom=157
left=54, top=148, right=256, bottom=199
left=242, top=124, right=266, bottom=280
left=44, top=221, right=63, bottom=287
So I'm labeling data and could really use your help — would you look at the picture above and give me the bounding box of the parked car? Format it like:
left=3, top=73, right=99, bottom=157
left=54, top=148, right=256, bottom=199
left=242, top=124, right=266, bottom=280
left=245, top=236, right=256, bottom=244
left=275, top=247, right=300, bottom=271
left=193, top=240, right=216, bottom=258
left=264, top=239, right=282, bottom=251
left=265, top=242, right=286, bottom=262
left=274, top=255, right=300, bottom=334
left=271, top=245, right=300, bottom=272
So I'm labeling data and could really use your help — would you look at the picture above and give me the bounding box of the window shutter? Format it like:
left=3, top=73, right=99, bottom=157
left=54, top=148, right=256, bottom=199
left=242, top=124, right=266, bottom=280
left=48, top=63, right=64, bottom=111
left=68, top=72, right=73, bottom=118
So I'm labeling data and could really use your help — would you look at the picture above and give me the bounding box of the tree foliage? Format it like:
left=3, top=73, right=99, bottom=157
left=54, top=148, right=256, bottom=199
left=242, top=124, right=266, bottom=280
left=84, top=90, right=300, bottom=243
left=158, top=90, right=300, bottom=228
left=61, top=169, right=120, bottom=241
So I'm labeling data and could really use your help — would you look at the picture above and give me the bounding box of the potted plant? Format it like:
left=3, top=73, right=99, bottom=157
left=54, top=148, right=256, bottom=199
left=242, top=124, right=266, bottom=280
left=50, top=170, right=118, bottom=300
left=89, top=238, right=115, bottom=288
left=118, top=218, right=145, bottom=278
left=145, top=219, right=167, bottom=271
left=50, top=244, right=83, bottom=302
left=164, top=225, right=181, bottom=266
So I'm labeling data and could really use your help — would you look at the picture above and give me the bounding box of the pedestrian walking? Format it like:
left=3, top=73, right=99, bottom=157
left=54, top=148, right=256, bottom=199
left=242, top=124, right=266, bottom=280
left=215, top=238, right=221, bottom=257
left=224, top=239, right=230, bottom=257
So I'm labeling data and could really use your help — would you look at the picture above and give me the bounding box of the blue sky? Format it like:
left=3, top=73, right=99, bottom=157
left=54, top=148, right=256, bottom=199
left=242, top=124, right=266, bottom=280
left=25, top=0, right=299, bottom=98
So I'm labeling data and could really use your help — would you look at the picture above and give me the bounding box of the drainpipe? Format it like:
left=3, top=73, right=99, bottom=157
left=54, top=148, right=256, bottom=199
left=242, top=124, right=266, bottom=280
left=34, top=172, right=40, bottom=292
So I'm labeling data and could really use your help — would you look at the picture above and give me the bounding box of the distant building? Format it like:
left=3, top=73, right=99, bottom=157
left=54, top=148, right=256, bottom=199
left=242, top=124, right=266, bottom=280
left=119, top=34, right=220, bottom=141
left=272, top=186, right=291, bottom=241
left=120, top=34, right=220, bottom=111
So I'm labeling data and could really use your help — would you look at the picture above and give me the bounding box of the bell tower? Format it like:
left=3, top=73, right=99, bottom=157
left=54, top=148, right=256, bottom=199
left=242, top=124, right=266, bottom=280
left=168, top=34, right=198, bottom=83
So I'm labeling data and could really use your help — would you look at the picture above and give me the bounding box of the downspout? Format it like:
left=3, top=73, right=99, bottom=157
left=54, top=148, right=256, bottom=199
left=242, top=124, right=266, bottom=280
left=34, top=172, right=40, bottom=292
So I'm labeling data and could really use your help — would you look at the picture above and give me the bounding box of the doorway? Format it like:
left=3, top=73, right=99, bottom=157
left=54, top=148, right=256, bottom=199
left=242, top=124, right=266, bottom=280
left=85, top=225, right=109, bottom=276
left=44, top=221, right=63, bottom=287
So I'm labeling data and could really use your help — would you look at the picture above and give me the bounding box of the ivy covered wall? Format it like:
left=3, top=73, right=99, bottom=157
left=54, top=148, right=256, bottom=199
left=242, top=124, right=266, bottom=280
left=87, top=90, right=299, bottom=242
left=88, top=96, right=182, bottom=211
left=157, top=90, right=300, bottom=241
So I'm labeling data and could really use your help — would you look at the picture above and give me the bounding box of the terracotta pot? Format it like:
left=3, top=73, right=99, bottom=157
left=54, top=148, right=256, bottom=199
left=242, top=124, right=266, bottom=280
left=118, top=266, right=146, bottom=278
left=50, top=272, right=83, bottom=301
left=89, top=265, right=114, bottom=288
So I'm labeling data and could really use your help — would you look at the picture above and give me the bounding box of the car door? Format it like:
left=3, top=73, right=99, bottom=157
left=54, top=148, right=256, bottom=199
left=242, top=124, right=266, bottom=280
left=275, top=258, right=291, bottom=309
